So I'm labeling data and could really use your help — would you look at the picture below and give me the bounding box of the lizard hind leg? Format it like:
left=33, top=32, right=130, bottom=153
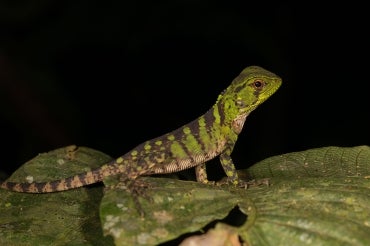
left=195, top=164, right=215, bottom=185
left=114, top=175, right=153, bottom=217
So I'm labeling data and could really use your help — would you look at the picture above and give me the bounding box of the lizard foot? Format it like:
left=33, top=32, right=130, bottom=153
left=241, top=178, right=270, bottom=189
left=216, top=178, right=270, bottom=189
left=124, top=178, right=153, bottom=217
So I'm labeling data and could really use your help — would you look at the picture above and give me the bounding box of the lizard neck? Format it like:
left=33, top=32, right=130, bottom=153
left=210, top=92, right=249, bottom=134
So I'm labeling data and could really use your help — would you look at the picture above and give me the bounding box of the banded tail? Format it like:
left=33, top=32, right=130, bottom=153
left=0, top=161, right=124, bottom=193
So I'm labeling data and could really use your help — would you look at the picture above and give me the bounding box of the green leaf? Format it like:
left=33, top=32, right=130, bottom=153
left=0, top=145, right=115, bottom=246
left=100, top=176, right=249, bottom=245
left=237, top=145, right=370, bottom=245
left=100, top=146, right=370, bottom=245
left=246, top=145, right=370, bottom=179
left=2, top=145, right=370, bottom=245
left=239, top=177, right=370, bottom=245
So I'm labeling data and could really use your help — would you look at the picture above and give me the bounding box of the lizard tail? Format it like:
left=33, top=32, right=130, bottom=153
left=1, top=162, right=125, bottom=193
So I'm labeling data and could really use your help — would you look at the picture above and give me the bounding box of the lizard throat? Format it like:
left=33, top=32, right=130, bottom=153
left=232, top=113, right=249, bottom=134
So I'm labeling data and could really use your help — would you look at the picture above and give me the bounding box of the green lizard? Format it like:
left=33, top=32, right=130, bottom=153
left=1, top=65, right=281, bottom=193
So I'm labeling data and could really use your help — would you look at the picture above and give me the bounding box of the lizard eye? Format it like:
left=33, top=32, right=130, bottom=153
left=252, top=79, right=265, bottom=89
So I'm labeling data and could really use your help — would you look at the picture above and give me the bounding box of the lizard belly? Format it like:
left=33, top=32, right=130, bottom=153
left=150, top=140, right=226, bottom=174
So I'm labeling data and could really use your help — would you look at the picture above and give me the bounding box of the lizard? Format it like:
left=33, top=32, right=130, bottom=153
left=1, top=65, right=281, bottom=193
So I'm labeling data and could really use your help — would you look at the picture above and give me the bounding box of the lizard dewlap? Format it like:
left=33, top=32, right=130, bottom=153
left=1, top=66, right=281, bottom=193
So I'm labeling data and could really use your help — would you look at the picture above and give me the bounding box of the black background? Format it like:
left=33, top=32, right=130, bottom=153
left=1, top=1, right=369, bottom=178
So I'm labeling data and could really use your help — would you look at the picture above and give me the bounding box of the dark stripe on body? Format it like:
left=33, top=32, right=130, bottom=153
left=204, top=108, right=216, bottom=129
left=217, top=102, right=225, bottom=125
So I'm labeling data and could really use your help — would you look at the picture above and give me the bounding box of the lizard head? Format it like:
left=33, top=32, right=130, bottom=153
left=216, top=66, right=281, bottom=129
left=232, top=65, right=282, bottom=114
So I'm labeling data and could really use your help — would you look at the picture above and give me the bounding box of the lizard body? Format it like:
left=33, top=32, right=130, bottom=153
left=1, top=66, right=281, bottom=193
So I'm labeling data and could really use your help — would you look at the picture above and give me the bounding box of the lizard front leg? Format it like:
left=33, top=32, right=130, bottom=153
left=219, top=151, right=240, bottom=186
left=196, top=139, right=241, bottom=186
left=195, top=146, right=240, bottom=186
left=219, top=148, right=270, bottom=188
